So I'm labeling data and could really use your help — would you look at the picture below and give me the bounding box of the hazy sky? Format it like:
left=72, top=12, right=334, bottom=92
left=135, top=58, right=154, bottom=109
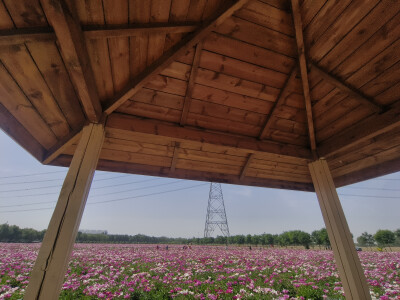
left=0, top=130, right=399, bottom=239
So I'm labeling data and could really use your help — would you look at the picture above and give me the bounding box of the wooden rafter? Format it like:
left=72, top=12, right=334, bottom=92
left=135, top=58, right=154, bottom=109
left=170, top=142, right=180, bottom=172
left=291, top=0, right=317, bottom=157
left=309, top=62, right=383, bottom=112
left=41, top=0, right=103, bottom=123
left=42, top=129, right=82, bottom=164
left=103, top=0, right=251, bottom=115
left=107, top=113, right=313, bottom=160
left=180, top=42, right=203, bottom=126
left=240, top=153, right=255, bottom=180
left=0, top=23, right=199, bottom=46
left=318, top=102, right=400, bottom=158
left=259, top=66, right=297, bottom=140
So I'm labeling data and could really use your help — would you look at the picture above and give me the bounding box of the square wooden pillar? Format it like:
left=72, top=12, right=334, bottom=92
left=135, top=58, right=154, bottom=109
left=309, top=159, right=371, bottom=300
left=25, top=123, right=105, bottom=300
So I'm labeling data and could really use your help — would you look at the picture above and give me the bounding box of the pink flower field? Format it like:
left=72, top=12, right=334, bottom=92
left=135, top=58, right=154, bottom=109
left=0, top=243, right=399, bottom=299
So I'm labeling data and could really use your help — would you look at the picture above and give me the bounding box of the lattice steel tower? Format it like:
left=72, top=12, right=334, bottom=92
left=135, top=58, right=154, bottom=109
left=204, top=182, right=230, bottom=238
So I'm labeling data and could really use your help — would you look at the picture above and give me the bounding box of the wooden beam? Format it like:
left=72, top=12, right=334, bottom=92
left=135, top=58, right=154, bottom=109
left=318, top=102, right=400, bottom=158
left=291, top=0, right=317, bottom=156
left=240, top=153, right=255, bottom=180
left=0, top=23, right=198, bottom=46
left=0, top=28, right=55, bottom=46
left=310, top=62, right=383, bottom=112
left=83, top=23, right=198, bottom=39
left=106, top=113, right=313, bottom=160
left=0, top=103, right=45, bottom=162
left=41, top=0, right=102, bottom=123
left=42, top=129, right=82, bottom=164
left=309, top=159, right=371, bottom=300
left=259, top=66, right=297, bottom=139
left=104, top=0, right=251, bottom=115
left=170, top=142, right=180, bottom=172
left=180, top=42, right=203, bottom=126
left=53, top=155, right=315, bottom=192
left=25, top=123, right=105, bottom=300
left=334, top=156, right=400, bottom=187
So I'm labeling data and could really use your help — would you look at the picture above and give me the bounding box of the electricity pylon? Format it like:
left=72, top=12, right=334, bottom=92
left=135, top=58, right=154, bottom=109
left=204, top=182, right=230, bottom=238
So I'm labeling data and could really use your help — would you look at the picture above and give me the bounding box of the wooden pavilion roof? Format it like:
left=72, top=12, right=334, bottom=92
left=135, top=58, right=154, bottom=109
left=0, top=0, right=399, bottom=191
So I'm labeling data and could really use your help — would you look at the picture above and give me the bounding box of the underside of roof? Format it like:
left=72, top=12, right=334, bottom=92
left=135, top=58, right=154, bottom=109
left=0, top=0, right=399, bottom=191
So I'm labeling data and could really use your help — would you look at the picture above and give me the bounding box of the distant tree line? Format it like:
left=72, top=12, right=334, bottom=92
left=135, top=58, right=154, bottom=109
left=0, top=223, right=399, bottom=249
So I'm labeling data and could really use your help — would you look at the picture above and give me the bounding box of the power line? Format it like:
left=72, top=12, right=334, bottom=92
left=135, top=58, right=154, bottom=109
left=0, top=180, right=184, bottom=207
left=0, top=183, right=208, bottom=213
left=0, top=170, right=66, bottom=179
left=341, top=186, right=400, bottom=192
left=369, top=178, right=400, bottom=181
left=0, top=177, right=162, bottom=194
left=0, top=174, right=129, bottom=186
left=339, top=193, right=400, bottom=199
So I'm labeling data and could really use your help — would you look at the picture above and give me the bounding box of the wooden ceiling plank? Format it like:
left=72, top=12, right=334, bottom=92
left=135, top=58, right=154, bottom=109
left=170, top=141, right=180, bottom=172
left=310, top=62, right=383, bottom=112
left=107, top=113, right=313, bottom=160
left=53, top=154, right=315, bottom=191
left=40, top=0, right=103, bottom=123
left=291, top=0, right=317, bottom=157
left=103, top=0, right=251, bottom=115
left=240, top=153, right=255, bottom=180
left=259, top=66, right=297, bottom=139
left=318, top=102, right=400, bottom=158
left=334, top=156, right=400, bottom=188
left=180, top=42, right=202, bottom=126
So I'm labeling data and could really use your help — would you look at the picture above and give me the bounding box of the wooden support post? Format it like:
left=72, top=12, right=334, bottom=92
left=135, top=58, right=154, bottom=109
left=25, top=123, right=105, bottom=300
left=309, top=159, right=371, bottom=300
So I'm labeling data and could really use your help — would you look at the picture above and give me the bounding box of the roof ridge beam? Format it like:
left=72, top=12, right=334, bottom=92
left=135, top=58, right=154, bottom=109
left=291, top=0, right=317, bottom=159
left=103, top=0, right=251, bottom=115
left=41, top=0, right=102, bottom=123
left=309, top=62, right=384, bottom=112
left=258, top=66, right=297, bottom=140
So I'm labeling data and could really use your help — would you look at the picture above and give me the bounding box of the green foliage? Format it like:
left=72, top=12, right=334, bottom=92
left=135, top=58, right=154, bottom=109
left=357, top=232, right=375, bottom=247
left=311, top=228, right=330, bottom=248
left=374, top=230, right=395, bottom=247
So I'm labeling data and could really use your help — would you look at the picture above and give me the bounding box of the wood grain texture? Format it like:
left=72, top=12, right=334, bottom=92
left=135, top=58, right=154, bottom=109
left=53, top=154, right=315, bottom=191
left=0, top=102, right=45, bottom=161
left=310, top=62, right=383, bottom=112
left=318, top=102, right=400, bottom=158
left=104, top=0, right=251, bottom=114
left=259, top=66, right=297, bottom=139
left=0, top=62, right=57, bottom=149
left=106, top=113, right=312, bottom=159
left=0, top=44, right=70, bottom=138
left=240, top=153, right=255, bottom=180
left=180, top=42, right=202, bottom=125
left=291, top=0, right=316, bottom=153
left=41, top=0, right=102, bottom=122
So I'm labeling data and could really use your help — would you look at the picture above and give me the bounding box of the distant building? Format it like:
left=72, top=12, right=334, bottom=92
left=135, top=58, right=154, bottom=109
left=79, top=229, right=108, bottom=235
